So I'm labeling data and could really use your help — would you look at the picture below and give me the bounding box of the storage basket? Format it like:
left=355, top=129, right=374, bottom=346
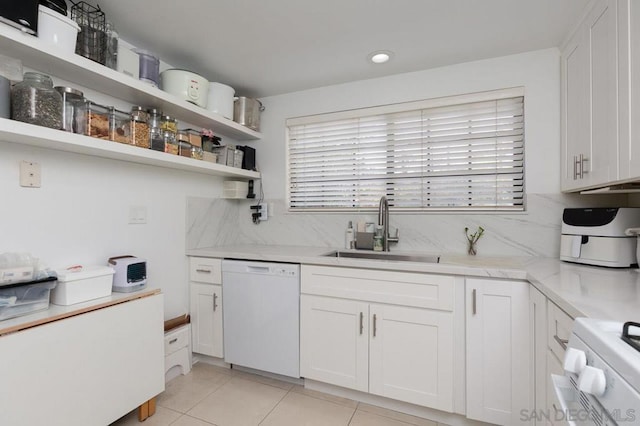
left=71, top=1, right=107, bottom=65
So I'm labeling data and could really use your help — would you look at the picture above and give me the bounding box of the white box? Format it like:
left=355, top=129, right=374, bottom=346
left=223, top=180, right=248, bottom=199
left=52, top=266, right=115, bottom=305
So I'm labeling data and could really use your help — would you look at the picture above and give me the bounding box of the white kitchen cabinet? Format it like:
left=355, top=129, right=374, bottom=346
left=530, top=286, right=548, bottom=426
left=369, top=303, right=453, bottom=410
left=561, top=0, right=619, bottom=191
left=300, top=295, right=369, bottom=392
left=190, top=283, right=223, bottom=357
left=189, top=257, right=224, bottom=358
left=466, top=278, right=530, bottom=425
left=300, top=265, right=461, bottom=413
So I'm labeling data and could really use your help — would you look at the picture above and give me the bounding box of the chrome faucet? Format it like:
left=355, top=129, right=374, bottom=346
left=378, top=196, right=399, bottom=251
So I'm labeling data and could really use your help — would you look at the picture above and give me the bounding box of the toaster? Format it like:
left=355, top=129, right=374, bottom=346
left=108, top=255, right=147, bottom=292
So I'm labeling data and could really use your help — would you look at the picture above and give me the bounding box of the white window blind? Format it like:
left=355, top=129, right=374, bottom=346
left=287, top=88, right=525, bottom=212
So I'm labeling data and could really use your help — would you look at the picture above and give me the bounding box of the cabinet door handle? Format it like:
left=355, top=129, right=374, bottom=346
left=554, top=334, right=568, bottom=350
left=579, top=154, right=589, bottom=178
left=213, top=293, right=218, bottom=311
left=573, top=155, right=577, bottom=180
left=169, top=338, right=178, bottom=344
left=196, top=268, right=212, bottom=274
left=372, top=314, right=377, bottom=337
left=359, top=312, right=363, bottom=335
left=472, top=289, right=477, bottom=315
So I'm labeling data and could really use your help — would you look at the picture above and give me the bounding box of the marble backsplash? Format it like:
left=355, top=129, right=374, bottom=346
left=186, top=193, right=626, bottom=258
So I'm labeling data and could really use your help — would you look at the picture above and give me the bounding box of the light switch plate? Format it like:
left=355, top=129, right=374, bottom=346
left=129, top=205, right=147, bottom=224
left=20, top=161, right=41, bottom=188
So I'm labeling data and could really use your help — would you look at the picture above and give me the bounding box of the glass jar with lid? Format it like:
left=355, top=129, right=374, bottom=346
left=163, top=130, right=179, bottom=155
left=160, top=115, right=178, bottom=133
left=147, top=108, right=164, bottom=151
left=109, top=107, right=131, bottom=144
left=190, top=145, right=204, bottom=160
left=54, top=86, right=85, bottom=134
left=11, top=72, right=63, bottom=129
left=130, top=106, right=149, bottom=148
left=85, top=101, right=110, bottom=139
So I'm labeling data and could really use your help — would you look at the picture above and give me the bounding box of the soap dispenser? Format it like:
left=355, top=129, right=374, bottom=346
left=345, top=221, right=355, bottom=249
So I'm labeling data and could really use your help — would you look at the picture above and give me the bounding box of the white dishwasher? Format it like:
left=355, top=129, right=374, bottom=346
left=221, top=259, right=300, bottom=378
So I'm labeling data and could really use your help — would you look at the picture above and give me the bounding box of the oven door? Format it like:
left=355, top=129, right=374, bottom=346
left=551, top=374, right=618, bottom=426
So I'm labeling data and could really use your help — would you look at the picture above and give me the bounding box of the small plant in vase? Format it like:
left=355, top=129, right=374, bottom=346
left=465, top=226, right=485, bottom=256
left=201, top=128, right=219, bottom=151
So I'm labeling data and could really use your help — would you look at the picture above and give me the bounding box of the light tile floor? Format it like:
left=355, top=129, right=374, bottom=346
left=111, top=363, right=449, bottom=426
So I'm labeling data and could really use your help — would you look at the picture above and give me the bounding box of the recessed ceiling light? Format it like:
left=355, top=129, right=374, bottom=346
left=368, top=51, right=393, bottom=64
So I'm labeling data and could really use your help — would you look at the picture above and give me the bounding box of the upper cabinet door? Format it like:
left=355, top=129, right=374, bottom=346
left=561, top=0, right=619, bottom=191
left=619, top=0, right=640, bottom=179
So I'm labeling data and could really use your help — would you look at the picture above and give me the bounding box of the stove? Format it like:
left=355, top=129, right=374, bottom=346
left=552, top=318, right=640, bottom=425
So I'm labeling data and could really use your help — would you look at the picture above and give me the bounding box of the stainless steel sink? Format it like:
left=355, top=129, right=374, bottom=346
left=323, top=250, right=439, bottom=263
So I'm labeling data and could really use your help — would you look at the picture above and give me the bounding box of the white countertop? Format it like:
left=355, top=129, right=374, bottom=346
left=188, top=245, right=640, bottom=323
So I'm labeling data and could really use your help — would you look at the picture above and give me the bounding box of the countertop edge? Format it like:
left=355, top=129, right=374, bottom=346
left=0, top=288, right=161, bottom=336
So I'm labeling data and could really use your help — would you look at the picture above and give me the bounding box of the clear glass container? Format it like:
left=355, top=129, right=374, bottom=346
left=178, top=141, right=192, bottom=158
left=105, top=21, right=118, bottom=70
left=109, top=107, right=131, bottom=144
left=130, top=106, right=149, bottom=148
left=163, top=130, right=179, bottom=155
left=160, top=115, right=178, bottom=133
left=11, top=72, right=63, bottom=129
left=147, top=108, right=164, bottom=151
left=85, top=101, right=110, bottom=139
left=190, top=145, right=204, bottom=160
left=54, top=86, right=85, bottom=133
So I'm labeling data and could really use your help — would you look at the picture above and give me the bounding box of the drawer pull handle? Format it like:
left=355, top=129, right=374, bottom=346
left=196, top=269, right=212, bottom=274
left=359, top=312, right=363, bottom=335
left=554, top=334, right=568, bottom=350
left=472, top=289, right=477, bottom=315
left=213, top=293, right=218, bottom=311
left=169, top=338, right=178, bottom=344
left=373, top=314, right=377, bottom=337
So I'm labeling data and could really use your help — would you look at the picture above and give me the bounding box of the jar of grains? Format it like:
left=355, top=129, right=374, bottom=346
left=190, top=145, right=204, bottom=160
left=163, top=130, right=179, bottom=155
left=109, top=107, right=131, bottom=144
left=12, top=72, right=63, bottom=129
left=130, top=106, right=149, bottom=148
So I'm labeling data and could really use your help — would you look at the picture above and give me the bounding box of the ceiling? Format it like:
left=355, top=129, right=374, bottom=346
left=91, top=0, right=590, bottom=98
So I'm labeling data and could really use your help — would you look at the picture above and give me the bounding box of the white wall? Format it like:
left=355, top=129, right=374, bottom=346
left=189, top=48, right=624, bottom=257
left=0, top=66, right=235, bottom=320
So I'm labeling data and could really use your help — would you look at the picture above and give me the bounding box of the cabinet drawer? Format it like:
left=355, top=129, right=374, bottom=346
left=189, top=257, right=222, bottom=284
left=547, top=301, right=573, bottom=361
left=301, top=265, right=455, bottom=311
left=165, top=324, right=190, bottom=356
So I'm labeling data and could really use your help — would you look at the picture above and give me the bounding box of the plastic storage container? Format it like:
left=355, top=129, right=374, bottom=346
left=85, top=101, right=110, bottom=139
left=55, top=86, right=85, bottom=133
left=0, top=277, right=57, bottom=321
left=51, top=266, right=114, bottom=305
left=11, top=72, right=63, bottom=129
left=109, top=107, right=131, bottom=144
left=37, top=5, right=81, bottom=54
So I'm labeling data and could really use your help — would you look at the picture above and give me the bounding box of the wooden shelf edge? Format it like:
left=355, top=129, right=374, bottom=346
left=0, top=25, right=262, bottom=141
left=0, top=119, right=261, bottom=180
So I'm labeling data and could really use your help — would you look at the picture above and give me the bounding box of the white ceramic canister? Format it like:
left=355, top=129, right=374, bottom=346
left=207, top=82, right=235, bottom=119
left=37, top=5, right=80, bottom=54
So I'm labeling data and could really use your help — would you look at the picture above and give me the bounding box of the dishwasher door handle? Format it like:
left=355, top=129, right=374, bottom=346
left=246, top=266, right=271, bottom=273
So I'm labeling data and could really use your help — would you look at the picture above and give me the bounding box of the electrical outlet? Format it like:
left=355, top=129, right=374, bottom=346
left=259, top=203, right=268, bottom=221
left=19, top=161, right=41, bottom=188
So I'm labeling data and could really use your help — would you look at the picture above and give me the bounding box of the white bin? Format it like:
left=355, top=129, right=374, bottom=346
left=52, top=265, right=114, bottom=305
left=37, top=5, right=80, bottom=54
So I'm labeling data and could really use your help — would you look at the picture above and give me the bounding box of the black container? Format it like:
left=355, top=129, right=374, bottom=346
left=39, top=0, right=67, bottom=16
left=0, top=0, right=39, bottom=35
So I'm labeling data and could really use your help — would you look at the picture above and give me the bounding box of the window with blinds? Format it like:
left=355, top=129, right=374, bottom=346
left=286, top=88, right=525, bottom=212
